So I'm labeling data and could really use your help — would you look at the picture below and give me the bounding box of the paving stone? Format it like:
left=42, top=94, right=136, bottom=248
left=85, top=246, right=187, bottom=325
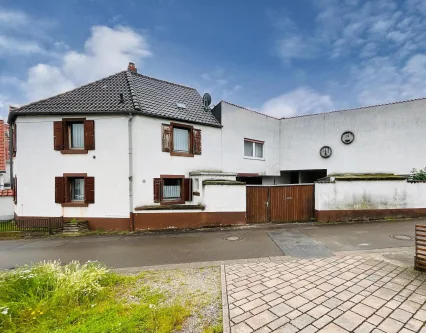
left=273, top=323, right=298, bottom=333
left=286, top=295, right=309, bottom=308
left=373, top=288, right=398, bottom=301
left=301, top=288, right=326, bottom=301
left=233, top=289, right=255, bottom=300
left=231, top=307, right=245, bottom=318
left=299, top=302, right=317, bottom=313
left=251, top=304, right=271, bottom=315
left=367, top=314, right=384, bottom=326
left=328, top=308, right=343, bottom=318
left=400, top=300, right=422, bottom=314
left=299, top=325, right=318, bottom=333
left=352, top=303, right=376, bottom=318
left=377, top=318, right=404, bottom=333
left=375, top=306, right=393, bottom=318
left=262, top=292, right=281, bottom=302
left=286, top=309, right=302, bottom=320
left=241, top=299, right=267, bottom=312
left=252, top=327, right=271, bottom=333
left=405, top=318, right=424, bottom=331
left=233, top=311, right=253, bottom=324
left=389, top=308, right=412, bottom=323
left=334, top=310, right=366, bottom=331
left=245, top=310, right=278, bottom=330
left=291, top=314, right=315, bottom=329
left=354, top=322, right=375, bottom=333
left=312, top=296, right=328, bottom=305
left=317, top=323, right=349, bottom=332
left=267, top=316, right=290, bottom=330
left=414, top=308, right=426, bottom=321
left=250, top=284, right=268, bottom=293
left=362, top=295, right=387, bottom=309
left=269, top=303, right=292, bottom=317
left=339, top=301, right=355, bottom=311
left=276, top=286, right=295, bottom=296
left=323, top=297, right=343, bottom=309
left=232, top=322, right=254, bottom=333
left=313, top=315, right=333, bottom=329
left=408, top=293, right=425, bottom=304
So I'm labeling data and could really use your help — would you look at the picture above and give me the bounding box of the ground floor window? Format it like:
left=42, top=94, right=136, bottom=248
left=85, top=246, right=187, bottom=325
left=70, top=178, right=85, bottom=201
left=153, top=176, right=192, bottom=204
left=55, top=174, right=95, bottom=207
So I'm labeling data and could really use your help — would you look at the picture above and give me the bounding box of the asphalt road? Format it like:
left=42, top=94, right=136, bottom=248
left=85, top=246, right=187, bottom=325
left=0, top=219, right=420, bottom=270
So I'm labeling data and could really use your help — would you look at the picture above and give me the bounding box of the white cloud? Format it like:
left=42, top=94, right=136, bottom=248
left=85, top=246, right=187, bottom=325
left=0, top=8, right=29, bottom=28
left=22, top=25, right=151, bottom=101
left=261, top=88, right=334, bottom=118
left=0, top=35, right=43, bottom=55
left=198, top=67, right=242, bottom=102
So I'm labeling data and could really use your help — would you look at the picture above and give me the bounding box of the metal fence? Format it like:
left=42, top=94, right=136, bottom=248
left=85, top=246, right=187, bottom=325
left=415, top=224, right=426, bottom=272
left=0, top=217, right=64, bottom=234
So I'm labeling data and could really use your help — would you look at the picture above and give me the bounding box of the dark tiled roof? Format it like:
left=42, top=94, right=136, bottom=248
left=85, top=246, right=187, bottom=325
left=8, top=71, right=221, bottom=127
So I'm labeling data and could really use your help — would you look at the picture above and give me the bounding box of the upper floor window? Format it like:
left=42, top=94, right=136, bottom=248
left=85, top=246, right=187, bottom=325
left=53, top=118, right=95, bottom=154
left=161, top=122, right=202, bottom=157
left=244, top=138, right=264, bottom=159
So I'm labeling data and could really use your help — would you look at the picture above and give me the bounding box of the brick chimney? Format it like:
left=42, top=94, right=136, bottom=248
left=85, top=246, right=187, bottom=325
left=128, top=62, right=137, bottom=73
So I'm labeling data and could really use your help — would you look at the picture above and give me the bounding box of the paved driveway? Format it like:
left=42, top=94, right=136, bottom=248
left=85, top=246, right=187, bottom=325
left=225, top=256, right=426, bottom=333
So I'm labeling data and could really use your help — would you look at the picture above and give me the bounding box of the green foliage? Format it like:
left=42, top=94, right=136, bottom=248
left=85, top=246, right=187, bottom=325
left=0, top=261, right=189, bottom=333
left=408, top=168, right=426, bottom=181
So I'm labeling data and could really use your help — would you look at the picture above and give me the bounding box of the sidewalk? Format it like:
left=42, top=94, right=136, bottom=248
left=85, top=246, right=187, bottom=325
left=223, top=255, right=426, bottom=333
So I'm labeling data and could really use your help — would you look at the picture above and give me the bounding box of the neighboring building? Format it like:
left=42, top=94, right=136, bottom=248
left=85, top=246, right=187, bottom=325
left=8, top=62, right=426, bottom=229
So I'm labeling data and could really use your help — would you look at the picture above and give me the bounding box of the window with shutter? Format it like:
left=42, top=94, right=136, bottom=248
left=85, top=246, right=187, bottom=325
left=193, top=129, right=201, bottom=155
left=153, top=178, right=161, bottom=203
left=162, top=122, right=202, bottom=157
left=162, top=124, right=172, bottom=152
left=85, top=177, right=95, bottom=203
left=56, top=174, right=95, bottom=207
left=184, top=178, right=192, bottom=202
left=53, top=118, right=95, bottom=154
left=84, top=120, right=95, bottom=150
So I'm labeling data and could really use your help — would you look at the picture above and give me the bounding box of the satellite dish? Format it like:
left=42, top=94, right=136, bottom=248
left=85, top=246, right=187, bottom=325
left=203, top=93, right=212, bottom=107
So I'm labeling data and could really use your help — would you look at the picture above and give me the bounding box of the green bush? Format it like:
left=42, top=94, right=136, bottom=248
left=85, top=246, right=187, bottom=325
left=408, top=168, right=426, bottom=181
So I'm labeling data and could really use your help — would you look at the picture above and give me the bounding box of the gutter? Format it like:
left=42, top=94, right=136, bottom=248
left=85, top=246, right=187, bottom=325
left=128, top=113, right=134, bottom=231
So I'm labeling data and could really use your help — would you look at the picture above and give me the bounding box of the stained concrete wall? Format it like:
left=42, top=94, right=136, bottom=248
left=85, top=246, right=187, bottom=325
left=315, top=180, right=426, bottom=210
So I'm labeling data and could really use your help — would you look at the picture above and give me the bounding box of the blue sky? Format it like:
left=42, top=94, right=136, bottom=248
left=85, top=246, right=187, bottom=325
left=1, top=0, right=426, bottom=119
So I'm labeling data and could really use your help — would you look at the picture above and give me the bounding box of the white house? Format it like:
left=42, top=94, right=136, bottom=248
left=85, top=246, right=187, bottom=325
left=8, top=62, right=426, bottom=230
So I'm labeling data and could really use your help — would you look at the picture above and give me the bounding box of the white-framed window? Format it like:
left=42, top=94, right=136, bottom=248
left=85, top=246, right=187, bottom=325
left=244, top=139, right=264, bottom=159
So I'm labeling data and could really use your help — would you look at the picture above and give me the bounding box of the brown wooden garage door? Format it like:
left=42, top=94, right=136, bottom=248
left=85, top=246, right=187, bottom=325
left=246, top=184, right=314, bottom=223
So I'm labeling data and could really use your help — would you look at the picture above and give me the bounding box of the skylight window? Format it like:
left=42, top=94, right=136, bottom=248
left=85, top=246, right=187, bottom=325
left=176, top=103, right=187, bottom=109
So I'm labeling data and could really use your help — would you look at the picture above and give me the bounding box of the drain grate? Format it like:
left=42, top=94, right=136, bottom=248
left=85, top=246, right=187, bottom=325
left=390, top=234, right=414, bottom=241
left=225, top=236, right=241, bottom=241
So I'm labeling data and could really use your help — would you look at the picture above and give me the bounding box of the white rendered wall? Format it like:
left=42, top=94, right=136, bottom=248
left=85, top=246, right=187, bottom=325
left=14, top=115, right=130, bottom=218
left=203, top=184, right=246, bottom=212
left=280, top=99, right=426, bottom=175
left=131, top=116, right=222, bottom=208
left=0, top=196, right=14, bottom=219
left=315, top=181, right=426, bottom=210
left=220, top=102, right=281, bottom=176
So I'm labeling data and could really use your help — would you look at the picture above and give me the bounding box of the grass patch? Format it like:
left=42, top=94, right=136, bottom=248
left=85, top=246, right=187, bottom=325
left=0, top=261, right=191, bottom=333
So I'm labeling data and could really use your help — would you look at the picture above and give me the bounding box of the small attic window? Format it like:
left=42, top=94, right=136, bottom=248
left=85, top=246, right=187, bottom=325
left=176, top=103, right=187, bottom=109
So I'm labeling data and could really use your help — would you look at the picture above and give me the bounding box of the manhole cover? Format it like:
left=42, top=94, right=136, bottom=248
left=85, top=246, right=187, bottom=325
left=225, top=236, right=241, bottom=241
left=390, top=234, right=414, bottom=241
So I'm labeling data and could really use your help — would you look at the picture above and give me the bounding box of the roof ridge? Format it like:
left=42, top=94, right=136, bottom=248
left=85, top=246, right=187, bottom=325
left=221, top=100, right=280, bottom=120
left=125, top=70, right=141, bottom=111
left=130, top=71, right=197, bottom=91
left=11, top=71, right=128, bottom=112
left=281, top=96, right=426, bottom=120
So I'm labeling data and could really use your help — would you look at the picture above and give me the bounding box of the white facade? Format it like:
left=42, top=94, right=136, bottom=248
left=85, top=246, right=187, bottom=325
left=203, top=184, right=246, bottom=212
left=219, top=102, right=281, bottom=176
left=316, top=180, right=426, bottom=210
left=280, top=99, right=426, bottom=175
left=14, top=115, right=130, bottom=218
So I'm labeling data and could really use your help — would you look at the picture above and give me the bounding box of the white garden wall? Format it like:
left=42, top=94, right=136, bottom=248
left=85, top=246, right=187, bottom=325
left=0, top=196, right=14, bottom=220
left=315, top=180, right=426, bottom=210
left=203, top=184, right=246, bottom=212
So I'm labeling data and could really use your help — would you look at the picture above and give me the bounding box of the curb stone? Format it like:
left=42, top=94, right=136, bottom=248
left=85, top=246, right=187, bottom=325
left=221, top=265, right=231, bottom=333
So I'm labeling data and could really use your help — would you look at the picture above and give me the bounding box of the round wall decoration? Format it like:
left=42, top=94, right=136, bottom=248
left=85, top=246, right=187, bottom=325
left=320, top=146, right=332, bottom=158
left=341, top=131, right=355, bottom=144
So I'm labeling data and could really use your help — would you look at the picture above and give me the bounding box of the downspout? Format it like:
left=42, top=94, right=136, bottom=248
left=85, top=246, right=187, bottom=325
left=9, top=124, right=13, bottom=190
left=128, top=113, right=134, bottom=231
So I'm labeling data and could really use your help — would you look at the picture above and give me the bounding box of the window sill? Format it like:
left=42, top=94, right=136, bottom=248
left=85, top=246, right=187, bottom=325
left=170, top=151, right=194, bottom=157
left=135, top=204, right=205, bottom=211
left=61, top=202, right=89, bottom=207
left=160, top=199, right=185, bottom=205
left=244, top=156, right=265, bottom=161
left=61, top=149, right=88, bottom=154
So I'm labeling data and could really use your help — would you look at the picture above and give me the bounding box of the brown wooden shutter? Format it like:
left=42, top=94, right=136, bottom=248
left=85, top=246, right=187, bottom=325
left=162, top=124, right=172, bottom=152
left=193, top=129, right=201, bottom=155
left=184, top=178, right=192, bottom=202
left=12, top=124, right=16, bottom=157
left=53, top=121, right=64, bottom=150
left=84, top=120, right=95, bottom=150
left=55, top=177, right=65, bottom=203
left=13, top=176, right=17, bottom=204
left=85, top=177, right=95, bottom=203
left=153, top=178, right=161, bottom=203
